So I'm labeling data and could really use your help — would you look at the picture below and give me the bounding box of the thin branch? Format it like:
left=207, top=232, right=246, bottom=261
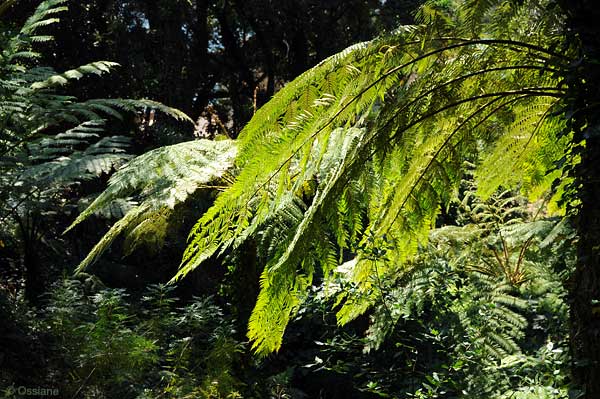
left=373, top=260, right=394, bottom=322
left=71, top=366, right=97, bottom=399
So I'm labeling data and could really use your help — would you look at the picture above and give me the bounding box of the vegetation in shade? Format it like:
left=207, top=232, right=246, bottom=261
left=1, top=280, right=246, bottom=398
left=0, top=0, right=193, bottom=303
left=0, top=186, right=574, bottom=398
left=0, top=0, right=192, bottom=196
left=226, top=184, right=573, bottom=398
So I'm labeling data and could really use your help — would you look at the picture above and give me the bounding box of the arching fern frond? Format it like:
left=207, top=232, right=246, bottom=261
left=62, top=0, right=571, bottom=356
left=475, top=96, right=568, bottom=202
left=0, top=0, right=195, bottom=239
left=167, top=0, right=572, bottom=356
left=84, top=99, right=194, bottom=124
left=69, top=139, right=237, bottom=273
left=19, top=0, right=68, bottom=35
left=22, top=127, right=133, bottom=185
left=30, top=61, right=120, bottom=90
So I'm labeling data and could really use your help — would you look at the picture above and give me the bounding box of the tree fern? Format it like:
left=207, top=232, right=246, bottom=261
left=359, top=204, right=568, bottom=375
left=169, top=0, right=569, bottom=355
left=68, top=0, right=575, bottom=356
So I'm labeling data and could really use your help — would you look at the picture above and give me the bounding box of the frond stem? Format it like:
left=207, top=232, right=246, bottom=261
left=373, top=260, right=394, bottom=322
left=385, top=88, right=562, bottom=145
left=424, top=37, right=572, bottom=62
left=386, top=65, right=559, bottom=124
left=512, top=100, right=559, bottom=166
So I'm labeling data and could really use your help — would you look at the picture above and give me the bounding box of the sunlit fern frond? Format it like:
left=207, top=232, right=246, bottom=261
left=177, top=0, right=570, bottom=355
left=475, top=96, right=568, bottom=203
left=19, top=0, right=69, bottom=36
left=30, top=61, right=120, bottom=90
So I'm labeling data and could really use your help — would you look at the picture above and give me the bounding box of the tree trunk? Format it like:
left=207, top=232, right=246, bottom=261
left=572, top=140, right=600, bottom=398
left=17, top=214, right=43, bottom=306
left=190, top=0, right=211, bottom=119
left=559, top=1, right=600, bottom=397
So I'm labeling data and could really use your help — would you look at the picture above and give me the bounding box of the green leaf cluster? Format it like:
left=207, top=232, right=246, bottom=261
left=0, top=0, right=193, bottom=234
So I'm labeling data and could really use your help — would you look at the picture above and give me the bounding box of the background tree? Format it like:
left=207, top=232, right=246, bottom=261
left=3, top=0, right=423, bottom=134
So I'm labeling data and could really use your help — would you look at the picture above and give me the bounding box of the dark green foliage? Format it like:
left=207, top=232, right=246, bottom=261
left=46, top=282, right=159, bottom=397
left=265, top=189, right=574, bottom=398
left=0, top=0, right=193, bottom=302
left=1, top=279, right=245, bottom=398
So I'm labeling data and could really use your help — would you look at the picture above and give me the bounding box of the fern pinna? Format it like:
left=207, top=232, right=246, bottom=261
left=74, top=0, right=573, bottom=356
